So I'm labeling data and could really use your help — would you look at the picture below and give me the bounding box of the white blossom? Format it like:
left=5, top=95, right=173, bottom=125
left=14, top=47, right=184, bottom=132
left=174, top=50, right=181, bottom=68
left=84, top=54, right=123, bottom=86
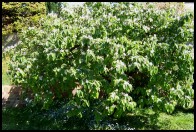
left=39, top=76, right=43, bottom=80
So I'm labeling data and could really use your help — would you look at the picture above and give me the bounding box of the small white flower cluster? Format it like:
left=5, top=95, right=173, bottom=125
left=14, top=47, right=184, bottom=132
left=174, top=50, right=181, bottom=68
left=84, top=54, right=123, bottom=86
left=83, top=35, right=93, bottom=40
left=48, top=12, right=58, bottom=18
left=61, top=7, right=74, bottom=14
left=39, top=76, right=43, bottom=81
left=81, top=15, right=90, bottom=20
left=28, top=27, right=35, bottom=30
left=52, top=29, right=58, bottom=33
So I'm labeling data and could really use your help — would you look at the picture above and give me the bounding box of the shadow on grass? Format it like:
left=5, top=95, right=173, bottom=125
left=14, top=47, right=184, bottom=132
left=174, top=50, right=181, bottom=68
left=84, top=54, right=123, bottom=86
left=2, top=106, right=158, bottom=130
left=2, top=106, right=62, bottom=130
left=172, top=105, right=194, bottom=115
left=2, top=105, right=87, bottom=130
left=2, top=104, right=194, bottom=130
left=118, top=112, right=160, bottom=130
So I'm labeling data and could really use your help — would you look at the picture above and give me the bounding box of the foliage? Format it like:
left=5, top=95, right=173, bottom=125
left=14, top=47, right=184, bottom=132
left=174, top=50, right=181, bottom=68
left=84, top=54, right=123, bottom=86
left=7, top=2, right=194, bottom=122
left=2, top=2, right=46, bottom=39
left=45, top=2, right=62, bottom=16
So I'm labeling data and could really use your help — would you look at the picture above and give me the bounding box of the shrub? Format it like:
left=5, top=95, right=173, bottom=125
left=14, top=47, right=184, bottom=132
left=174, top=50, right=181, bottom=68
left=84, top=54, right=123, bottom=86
left=8, top=2, right=194, bottom=122
left=2, top=2, right=46, bottom=40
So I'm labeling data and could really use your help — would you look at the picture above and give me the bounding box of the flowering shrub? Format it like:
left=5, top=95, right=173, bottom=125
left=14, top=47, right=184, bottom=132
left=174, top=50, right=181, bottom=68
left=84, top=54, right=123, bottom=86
left=8, top=2, right=194, bottom=122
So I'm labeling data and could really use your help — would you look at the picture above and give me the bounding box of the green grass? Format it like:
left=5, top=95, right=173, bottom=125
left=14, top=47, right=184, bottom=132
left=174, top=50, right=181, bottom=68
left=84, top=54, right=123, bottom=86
left=2, top=105, right=194, bottom=130
left=157, top=108, right=194, bottom=130
left=2, top=55, right=11, bottom=85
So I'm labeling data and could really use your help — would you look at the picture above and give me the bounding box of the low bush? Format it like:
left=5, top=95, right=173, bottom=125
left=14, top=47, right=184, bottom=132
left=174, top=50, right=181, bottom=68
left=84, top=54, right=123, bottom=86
left=7, top=2, right=194, bottom=123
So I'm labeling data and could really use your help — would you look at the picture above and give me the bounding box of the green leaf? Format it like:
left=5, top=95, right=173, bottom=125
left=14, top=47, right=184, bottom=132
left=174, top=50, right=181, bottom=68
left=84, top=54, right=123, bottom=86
left=128, top=102, right=136, bottom=111
left=94, top=111, right=102, bottom=124
left=114, top=108, right=123, bottom=118
left=165, top=103, right=175, bottom=114
left=108, top=105, right=116, bottom=115
left=123, top=81, right=133, bottom=92
left=82, top=99, right=90, bottom=107
left=173, top=65, right=179, bottom=71
left=95, top=92, right=99, bottom=99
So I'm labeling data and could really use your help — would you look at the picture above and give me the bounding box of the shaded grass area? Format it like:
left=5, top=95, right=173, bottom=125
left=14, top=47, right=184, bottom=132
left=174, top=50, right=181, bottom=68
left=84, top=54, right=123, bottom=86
left=2, top=107, right=58, bottom=130
left=2, top=106, right=88, bottom=130
left=2, top=55, right=11, bottom=85
left=2, top=104, right=194, bottom=130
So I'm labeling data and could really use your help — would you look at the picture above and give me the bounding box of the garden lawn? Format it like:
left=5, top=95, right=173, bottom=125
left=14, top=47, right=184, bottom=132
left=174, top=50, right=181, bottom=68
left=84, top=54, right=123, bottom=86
left=2, top=55, right=11, bottom=85
left=157, top=111, right=194, bottom=130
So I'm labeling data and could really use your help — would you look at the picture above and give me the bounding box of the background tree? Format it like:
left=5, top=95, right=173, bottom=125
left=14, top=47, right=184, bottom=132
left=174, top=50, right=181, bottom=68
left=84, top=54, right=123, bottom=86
left=2, top=2, right=46, bottom=35
left=45, top=2, right=61, bottom=17
left=2, top=2, right=46, bottom=46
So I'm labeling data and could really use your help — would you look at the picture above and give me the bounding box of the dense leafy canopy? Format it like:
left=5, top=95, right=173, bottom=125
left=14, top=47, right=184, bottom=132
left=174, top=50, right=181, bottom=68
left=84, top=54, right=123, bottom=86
left=45, top=2, right=62, bottom=16
left=7, top=2, right=194, bottom=122
left=2, top=2, right=46, bottom=37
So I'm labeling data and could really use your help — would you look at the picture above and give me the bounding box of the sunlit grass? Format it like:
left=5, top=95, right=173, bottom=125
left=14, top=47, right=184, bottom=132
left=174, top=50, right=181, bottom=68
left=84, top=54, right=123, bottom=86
left=157, top=111, right=194, bottom=130
left=2, top=55, right=11, bottom=85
